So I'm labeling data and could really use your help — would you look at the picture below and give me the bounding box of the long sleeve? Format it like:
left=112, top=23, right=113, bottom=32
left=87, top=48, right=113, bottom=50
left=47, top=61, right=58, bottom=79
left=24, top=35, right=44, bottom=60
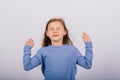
left=76, top=42, right=93, bottom=69
left=23, top=45, right=41, bottom=71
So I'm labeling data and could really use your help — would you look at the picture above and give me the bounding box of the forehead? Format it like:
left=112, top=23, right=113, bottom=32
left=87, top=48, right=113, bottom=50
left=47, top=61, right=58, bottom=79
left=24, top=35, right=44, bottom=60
left=48, top=21, right=64, bottom=28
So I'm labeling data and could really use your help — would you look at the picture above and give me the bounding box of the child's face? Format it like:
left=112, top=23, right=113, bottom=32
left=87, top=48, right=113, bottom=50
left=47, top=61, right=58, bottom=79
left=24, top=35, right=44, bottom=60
left=46, top=21, right=67, bottom=43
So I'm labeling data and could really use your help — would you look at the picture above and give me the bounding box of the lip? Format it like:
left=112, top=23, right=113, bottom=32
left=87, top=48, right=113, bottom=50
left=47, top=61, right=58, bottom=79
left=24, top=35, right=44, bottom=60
left=52, top=35, right=59, bottom=37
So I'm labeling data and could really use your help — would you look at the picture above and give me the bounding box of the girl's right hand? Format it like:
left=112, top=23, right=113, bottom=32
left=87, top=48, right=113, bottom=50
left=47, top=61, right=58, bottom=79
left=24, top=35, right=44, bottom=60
left=25, top=39, right=34, bottom=47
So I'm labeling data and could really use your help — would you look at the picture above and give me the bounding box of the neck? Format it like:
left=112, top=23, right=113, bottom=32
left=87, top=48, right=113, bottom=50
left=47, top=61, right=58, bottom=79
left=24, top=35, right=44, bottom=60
left=51, top=40, right=63, bottom=46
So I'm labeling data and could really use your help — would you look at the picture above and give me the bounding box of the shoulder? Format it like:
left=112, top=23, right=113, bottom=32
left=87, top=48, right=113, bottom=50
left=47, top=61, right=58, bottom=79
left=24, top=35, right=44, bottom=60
left=37, top=46, right=48, bottom=52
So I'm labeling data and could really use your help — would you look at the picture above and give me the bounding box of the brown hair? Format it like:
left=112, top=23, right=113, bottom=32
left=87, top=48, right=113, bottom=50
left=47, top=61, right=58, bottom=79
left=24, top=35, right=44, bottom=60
left=42, top=18, right=73, bottom=47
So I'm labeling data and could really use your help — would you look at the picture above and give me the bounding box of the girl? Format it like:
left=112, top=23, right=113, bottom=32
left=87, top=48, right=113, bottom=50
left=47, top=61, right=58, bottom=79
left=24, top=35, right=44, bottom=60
left=23, top=18, right=93, bottom=80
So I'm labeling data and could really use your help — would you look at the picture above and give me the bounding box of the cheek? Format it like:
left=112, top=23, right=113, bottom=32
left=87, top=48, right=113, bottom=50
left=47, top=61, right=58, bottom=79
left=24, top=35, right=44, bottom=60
left=60, top=30, right=66, bottom=35
left=47, top=31, right=53, bottom=37
left=59, top=31, right=65, bottom=36
left=64, top=31, right=67, bottom=35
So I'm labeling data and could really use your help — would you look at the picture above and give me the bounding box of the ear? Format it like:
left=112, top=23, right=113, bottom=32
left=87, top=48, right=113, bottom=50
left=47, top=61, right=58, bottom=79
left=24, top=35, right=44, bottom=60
left=46, top=31, right=49, bottom=37
left=63, top=30, right=67, bottom=36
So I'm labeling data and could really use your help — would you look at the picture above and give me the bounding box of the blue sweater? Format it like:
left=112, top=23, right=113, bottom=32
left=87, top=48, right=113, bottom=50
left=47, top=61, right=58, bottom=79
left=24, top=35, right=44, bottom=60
left=23, top=42, right=93, bottom=80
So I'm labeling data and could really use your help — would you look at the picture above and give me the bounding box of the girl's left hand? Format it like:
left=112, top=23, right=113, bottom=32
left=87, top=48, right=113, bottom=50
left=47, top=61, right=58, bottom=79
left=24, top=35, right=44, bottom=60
left=82, top=32, right=91, bottom=42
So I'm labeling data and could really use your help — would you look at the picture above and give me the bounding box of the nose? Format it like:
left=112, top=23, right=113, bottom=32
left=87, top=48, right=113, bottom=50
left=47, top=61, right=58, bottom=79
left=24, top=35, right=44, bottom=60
left=53, top=29, right=57, bottom=33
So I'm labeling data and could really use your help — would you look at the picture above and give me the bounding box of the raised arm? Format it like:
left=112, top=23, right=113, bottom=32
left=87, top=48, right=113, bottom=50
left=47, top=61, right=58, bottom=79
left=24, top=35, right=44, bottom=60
left=76, top=32, right=93, bottom=69
left=23, top=39, right=41, bottom=71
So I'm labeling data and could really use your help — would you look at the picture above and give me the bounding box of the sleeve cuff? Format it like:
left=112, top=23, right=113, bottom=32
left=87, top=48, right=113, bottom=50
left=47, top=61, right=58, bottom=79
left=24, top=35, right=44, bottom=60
left=24, top=45, right=32, bottom=56
left=24, top=45, right=32, bottom=51
left=85, top=42, right=93, bottom=48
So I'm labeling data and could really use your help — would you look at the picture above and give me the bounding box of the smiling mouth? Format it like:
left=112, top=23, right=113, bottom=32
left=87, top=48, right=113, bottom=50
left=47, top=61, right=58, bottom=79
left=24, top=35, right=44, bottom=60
left=52, top=35, right=59, bottom=37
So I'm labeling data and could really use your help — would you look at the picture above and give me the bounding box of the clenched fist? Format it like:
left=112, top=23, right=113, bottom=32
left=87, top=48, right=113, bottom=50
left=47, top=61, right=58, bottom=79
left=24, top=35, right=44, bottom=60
left=25, top=39, right=34, bottom=47
left=82, top=32, right=91, bottom=42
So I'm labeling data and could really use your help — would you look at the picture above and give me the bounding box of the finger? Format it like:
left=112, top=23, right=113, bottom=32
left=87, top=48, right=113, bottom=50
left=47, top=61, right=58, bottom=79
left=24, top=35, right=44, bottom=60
left=25, top=39, right=33, bottom=44
left=29, top=38, right=33, bottom=41
left=82, top=33, right=87, bottom=39
left=82, top=32, right=86, bottom=35
left=28, top=39, right=34, bottom=42
left=83, top=32, right=89, bottom=37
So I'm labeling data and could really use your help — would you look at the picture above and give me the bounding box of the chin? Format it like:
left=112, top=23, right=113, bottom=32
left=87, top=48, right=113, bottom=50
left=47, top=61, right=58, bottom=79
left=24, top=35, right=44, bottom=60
left=52, top=38, right=60, bottom=42
left=52, top=40, right=59, bottom=42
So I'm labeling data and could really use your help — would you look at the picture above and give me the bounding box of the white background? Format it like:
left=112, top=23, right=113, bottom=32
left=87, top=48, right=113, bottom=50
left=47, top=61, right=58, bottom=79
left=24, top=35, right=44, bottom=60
left=0, top=0, right=120, bottom=80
